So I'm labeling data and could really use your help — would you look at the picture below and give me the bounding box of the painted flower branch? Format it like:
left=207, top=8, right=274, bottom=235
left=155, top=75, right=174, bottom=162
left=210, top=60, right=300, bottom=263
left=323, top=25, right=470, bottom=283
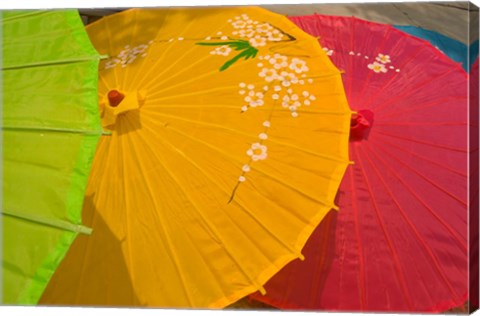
left=228, top=52, right=315, bottom=203
left=196, top=40, right=258, bottom=71
left=197, top=13, right=298, bottom=71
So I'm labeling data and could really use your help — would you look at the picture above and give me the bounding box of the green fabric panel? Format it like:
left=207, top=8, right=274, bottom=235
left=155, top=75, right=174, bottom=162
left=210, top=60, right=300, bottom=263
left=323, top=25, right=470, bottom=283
left=1, top=10, right=101, bottom=304
left=2, top=215, right=77, bottom=304
left=2, top=10, right=99, bottom=68
left=2, top=60, right=101, bottom=131
left=3, top=131, right=99, bottom=225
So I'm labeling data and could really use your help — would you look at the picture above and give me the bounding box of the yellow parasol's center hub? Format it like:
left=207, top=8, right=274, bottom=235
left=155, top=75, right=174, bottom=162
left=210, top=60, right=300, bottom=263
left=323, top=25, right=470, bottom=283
left=108, top=90, right=125, bottom=107
left=100, top=89, right=146, bottom=129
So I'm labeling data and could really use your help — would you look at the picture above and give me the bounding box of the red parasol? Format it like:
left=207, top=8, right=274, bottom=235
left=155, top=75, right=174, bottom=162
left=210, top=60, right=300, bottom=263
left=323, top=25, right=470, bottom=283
left=250, top=14, right=469, bottom=312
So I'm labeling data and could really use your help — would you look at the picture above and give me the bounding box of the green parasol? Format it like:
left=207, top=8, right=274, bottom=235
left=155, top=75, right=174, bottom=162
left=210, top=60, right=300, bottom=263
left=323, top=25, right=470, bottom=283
left=1, top=10, right=102, bottom=304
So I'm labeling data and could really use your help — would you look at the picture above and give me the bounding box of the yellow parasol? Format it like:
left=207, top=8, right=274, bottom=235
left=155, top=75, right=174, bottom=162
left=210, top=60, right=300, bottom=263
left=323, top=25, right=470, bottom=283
left=41, top=6, right=352, bottom=308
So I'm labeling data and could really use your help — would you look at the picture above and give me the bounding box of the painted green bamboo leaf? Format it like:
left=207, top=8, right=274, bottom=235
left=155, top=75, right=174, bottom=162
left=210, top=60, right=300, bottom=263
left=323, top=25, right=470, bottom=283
left=196, top=39, right=259, bottom=71
left=220, top=47, right=258, bottom=71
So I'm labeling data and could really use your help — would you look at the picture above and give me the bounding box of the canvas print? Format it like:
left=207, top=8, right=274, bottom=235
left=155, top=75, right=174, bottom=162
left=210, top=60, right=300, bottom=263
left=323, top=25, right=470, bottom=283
left=1, top=1, right=478, bottom=314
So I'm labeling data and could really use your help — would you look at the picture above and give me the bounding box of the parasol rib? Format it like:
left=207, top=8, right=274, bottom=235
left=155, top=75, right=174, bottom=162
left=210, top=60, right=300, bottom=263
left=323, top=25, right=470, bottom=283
left=348, top=155, right=368, bottom=308
left=375, top=130, right=467, bottom=152
left=1, top=126, right=103, bottom=135
left=374, top=121, right=467, bottom=127
left=379, top=96, right=468, bottom=120
left=1, top=209, right=92, bottom=235
left=1, top=57, right=100, bottom=71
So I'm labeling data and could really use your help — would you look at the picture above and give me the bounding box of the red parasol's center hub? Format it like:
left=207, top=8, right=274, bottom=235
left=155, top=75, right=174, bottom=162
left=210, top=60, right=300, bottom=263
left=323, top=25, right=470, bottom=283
left=350, top=110, right=374, bottom=141
left=108, top=90, right=125, bottom=107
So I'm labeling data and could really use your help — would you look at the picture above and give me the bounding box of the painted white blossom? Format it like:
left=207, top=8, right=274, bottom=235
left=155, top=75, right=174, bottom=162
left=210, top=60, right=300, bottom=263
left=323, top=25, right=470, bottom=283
left=232, top=20, right=248, bottom=29
left=376, top=53, right=391, bottom=64
left=238, top=29, right=256, bottom=38
left=247, top=143, right=268, bottom=161
left=104, top=42, right=152, bottom=70
left=104, top=58, right=120, bottom=69
left=301, top=91, right=316, bottom=106
left=242, top=164, right=251, bottom=172
left=368, top=62, right=388, bottom=73
left=210, top=45, right=232, bottom=56
left=244, top=91, right=264, bottom=107
left=268, top=29, right=283, bottom=42
left=268, top=54, right=289, bottom=69
left=259, top=68, right=280, bottom=82
left=255, top=23, right=273, bottom=34
left=282, top=94, right=301, bottom=110
left=289, top=58, right=309, bottom=73
left=133, top=44, right=148, bottom=54
left=259, top=133, right=268, bottom=140
left=249, top=36, right=267, bottom=47
left=322, top=47, right=334, bottom=56
left=280, top=71, right=299, bottom=87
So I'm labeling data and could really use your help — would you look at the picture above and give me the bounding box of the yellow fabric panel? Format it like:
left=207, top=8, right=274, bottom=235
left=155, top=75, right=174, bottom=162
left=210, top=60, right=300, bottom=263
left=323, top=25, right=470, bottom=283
left=41, top=6, right=352, bottom=308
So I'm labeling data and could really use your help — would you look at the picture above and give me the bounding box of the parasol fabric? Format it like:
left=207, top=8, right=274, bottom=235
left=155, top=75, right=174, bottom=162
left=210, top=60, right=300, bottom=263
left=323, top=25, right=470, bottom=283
left=1, top=10, right=102, bottom=304
left=250, top=14, right=469, bottom=312
left=40, top=7, right=352, bottom=308
left=394, top=25, right=470, bottom=71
